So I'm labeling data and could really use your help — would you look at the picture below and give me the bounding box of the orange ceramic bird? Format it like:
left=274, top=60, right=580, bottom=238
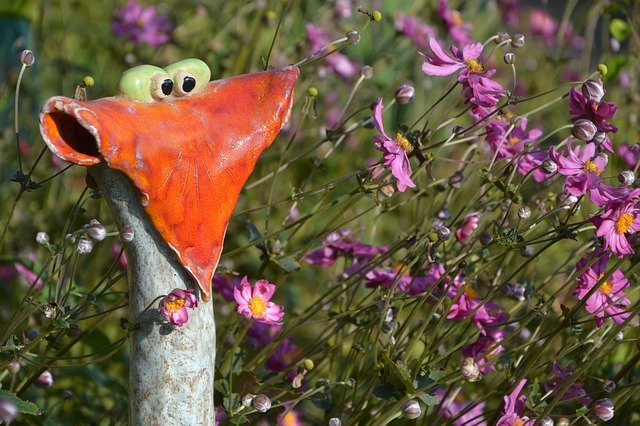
left=40, top=60, right=298, bottom=301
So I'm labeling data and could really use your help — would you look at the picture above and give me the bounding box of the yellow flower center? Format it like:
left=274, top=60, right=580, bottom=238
left=508, top=136, right=520, bottom=146
left=248, top=296, right=267, bottom=318
left=452, top=11, right=464, bottom=26
left=503, top=110, right=515, bottom=121
left=165, top=298, right=185, bottom=313
left=583, top=160, right=602, bottom=174
left=615, top=212, right=634, bottom=235
left=465, top=59, right=484, bottom=73
left=395, top=132, right=414, bottom=153
left=465, top=286, right=477, bottom=299
left=597, top=273, right=613, bottom=296
left=514, top=419, right=525, bottom=426
left=281, top=411, right=297, bottom=426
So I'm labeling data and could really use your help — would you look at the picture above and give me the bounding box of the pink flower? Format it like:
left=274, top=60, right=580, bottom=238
left=158, top=288, right=198, bottom=327
left=394, top=13, right=436, bottom=49
left=517, top=150, right=549, bottom=182
left=550, top=140, right=606, bottom=197
left=462, top=335, right=503, bottom=375
left=592, top=192, right=640, bottom=257
left=421, top=38, right=485, bottom=80
left=211, top=274, right=238, bottom=302
left=14, top=262, right=44, bottom=289
left=266, top=337, right=299, bottom=372
left=569, top=88, right=617, bottom=152
left=437, top=0, right=473, bottom=47
left=306, top=23, right=358, bottom=79
left=372, top=98, right=416, bottom=192
left=497, top=379, right=534, bottom=426
left=529, top=9, right=557, bottom=47
left=36, top=370, right=54, bottom=388
left=544, top=362, right=592, bottom=404
left=234, top=277, right=284, bottom=325
left=436, top=389, right=487, bottom=426
left=304, top=229, right=387, bottom=266
left=364, top=267, right=413, bottom=292
left=455, top=212, right=480, bottom=243
left=486, top=117, right=543, bottom=159
left=111, top=0, right=172, bottom=47
left=618, top=143, right=640, bottom=169
left=575, top=249, right=631, bottom=326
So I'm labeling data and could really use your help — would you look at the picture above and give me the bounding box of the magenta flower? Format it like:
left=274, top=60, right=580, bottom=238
left=266, top=337, right=299, bottom=372
left=455, top=212, right=480, bottom=243
left=35, top=370, right=54, bottom=388
left=462, top=72, right=505, bottom=107
left=394, top=13, right=436, bottom=49
left=486, top=117, right=543, bottom=159
left=543, top=362, right=592, bottom=404
left=14, top=262, right=44, bottom=289
left=517, top=150, right=549, bottom=182
left=372, top=98, right=416, bottom=192
left=436, top=388, right=487, bottom=426
left=592, top=193, right=640, bottom=257
left=421, top=38, right=485, bottom=80
left=618, top=143, right=640, bottom=169
left=497, top=379, right=534, bottom=426
left=530, top=9, right=583, bottom=51
left=364, top=267, right=413, bottom=292
left=211, top=274, right=237, bottom=302
left=111, top=0, right=172, bottom=47
left=575, top=249, right=631, bottom=327
left=569, top=88, right=617, bottom=152
left=304, top=229, right=387, bottom=266
left=437, top=0, right=473, bottom=47
left=306, top=23, right=358, bottom=79
left=234, top=277, right=284, bottom=325
left=496, top=0, right=519, bottom=25
left=158, top=288, right=198, bottom=327
left=248, top=321, right=282, bottom=347
left=462, top=335, right=503, bottom=375
left=550, top=140, right=606, bottom=197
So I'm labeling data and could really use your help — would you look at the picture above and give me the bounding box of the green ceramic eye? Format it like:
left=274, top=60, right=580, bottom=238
left=118, top=65, right=173, bottom=103
left=164, top=59, right=211, bottom=97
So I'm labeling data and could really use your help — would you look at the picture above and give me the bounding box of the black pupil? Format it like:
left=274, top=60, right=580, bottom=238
left=182, top=76, right=196, bottom=93
left=161, top=79, right=173, bottom=95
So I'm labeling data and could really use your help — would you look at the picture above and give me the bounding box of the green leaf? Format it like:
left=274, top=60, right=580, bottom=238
left=379, top=351, right=416, bottom=394
left=275, top=256, right=301, bottom=272
left=417, top=393, right=439, bottom=406
left=609, top=18, right=630, bottom=41
left=0, top=390, right=40, bottom=415
left=245, top=219, right=265, bottom=250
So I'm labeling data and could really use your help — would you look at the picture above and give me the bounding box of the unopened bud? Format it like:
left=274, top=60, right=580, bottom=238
left=241, top=393, right=255, bottom=407
left=308, top=86, right=319, bottom=97
left=36, top=370, right=54, bottom=388
left=36, top=231, right=50, bottom=245
left=539, top=416, right=554, bottom=426
left=520, top=245, right=534, bottom=257
left=592, top=131, right=606, bottom=146
left=592, top=398, right=614, bottom=421
left=461, top=357, right=482, bottom=382
left=437, top=207, right=451, bottom=220
left=518, top=205, right=531, bottom=220
left=328, top=418, right=342, bottom=426
left=618, top=170, right=635, bottom=186
left=503, top=52, right=516, bottom=64
left=448, top=171, right=463, bottom=188
left=346, top=30, right=360, bottom=45
left=360, top=65, right=373, bottom=79
left=572, top=119, right=597, bottom=141
left=7, top=361, right=20, bottom=374
left=479, top=231, right=493, bottom=245
left=75, top=236, right=93, bottom=254
left=436, top=226, right=451, bottom=241
left=121, top=227, right=135, bottom=242
left=253, top=394, right=271, bottom=412
left=503, top=282, right=526, bottom=302
left=402, top=400, right=421, bottom=419
left=614, top=331, right=624, bottom=341
left=497, top=31, right=510, bottom=43
left=542, top=159, right=558, bottom=174
left=394, top=83, right=415, bottom=105
left=0, top=398, right=17, bottom=424
left=511, top=33, right=525, bottom=48
left=581, top=79, right=605, bottom=102
left=603, top=380, right=616, bottom=393
left=86, top=221, right=107, bottom=241
left=61, top=389, right=73, bottom=399
left=19, top=49, right=35, bottom=66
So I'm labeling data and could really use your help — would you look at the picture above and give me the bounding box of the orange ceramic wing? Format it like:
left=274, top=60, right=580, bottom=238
left=40, top=67, right=299, bottom=301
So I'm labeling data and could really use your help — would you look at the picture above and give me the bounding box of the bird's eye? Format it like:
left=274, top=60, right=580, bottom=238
left=118, top=65, right=173, bottom=103
left=164, top=59, right=211, bottom=97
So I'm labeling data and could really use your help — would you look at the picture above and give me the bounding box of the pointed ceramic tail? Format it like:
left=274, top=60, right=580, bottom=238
left=40, top=67, right=299, bottom=301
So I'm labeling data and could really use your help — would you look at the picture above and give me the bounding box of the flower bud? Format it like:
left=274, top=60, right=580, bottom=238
left=86, top=221, right=107, bottom=241
left=497, top=31, right=510, bottom=43
left=36, top=231, right=49, bottom=245
left=503, top=52, right=516, bottom=64
left=75, top=236, right=93, bottom=254
left=461, top=357, right=482, bottom=382
left=19, top=49, right=35, bottom=66
left=328, top=418, right=342, bottom=426
left=592, top=131, right=606, bottom=146
left=371, top=10, right=382, bottom=22
left=614, top=331, right=624, bottom=341
left=542, top=159, right=558, bottom=174
left=308, top=86, right=319, bottom=97
left=437, top=208, right=451, bottom=220
left=539, top=416, right=554, bottom=426
left=346, top=30, right=360, bottom=45
left=572, top=119, right=597, bottom=141
left=520, top=245, right=534, bottom=257
left=597, top=64, right=608, bottom=76
left=121, top=227, right=135, bottom=242
left=449, top=171, right=464, bottom=188
left=0, top=397, right=18, bottom=424
left=518, top=205, right=531, bottom=220
left=7, top=361, right=20, bottom=374
left=241, top=393, right=255, bottom=407
left=394, top=83, right=415, bottom=105
left=36, top=370, right=54, bottom=388
left=503, top=282, right=526, bottom=302
left=581, top=79, right=605, bottom=102
left=618, top=170, right=635, bottom=186
left=592, top=398, right=614, bottom=421
left=62, top=389, right=73, bottom=399
left=603, top=380, right=616, bottom=393
left=83, top=75, right=95, bottom=87
left=253, top=394, right=271, bottom=412
left=304, top=359, right=315, bottom=371
left=511, top=33, right=525, bottom=48
left=402, top=400, right=421, bottom=419
left=360, top=65, right=373, bottom=79
left=436, top=226, right=451, bottom=241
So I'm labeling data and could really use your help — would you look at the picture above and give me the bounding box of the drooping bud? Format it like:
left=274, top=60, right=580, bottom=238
left=572, top=119, right=597, bottom=141
left=86, top=220, right=107, bottom=241
left=511, top=33, right=525, bottom=48
left=618, top=170, right=635, bottom=186
left=19, top=49, right=35, bottom=66
left=592, top=398, right=614, bottom=421
left=461, top=357, right=482, bottom=382
left=75, top=236, right=93, bottom=254
left=253, top=394, right=272, bottom=413
left=542, top=159, right=558, bottom=174
left=581, top=79, right=605, bottom=102
left=394, top=83, right=415, bottom=105
left=402, top=400, right=421, bottom=419
left=36, top=231, right=50, bottom=245
left=497, top=31, right=510, bottom=43
left=36, top=370, right=54, bottom=387
left=437, top=208, right=451, bottom=220
left=503, top=52, right=516, bottom=64
left=517, top=205, right=531, bottom=220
